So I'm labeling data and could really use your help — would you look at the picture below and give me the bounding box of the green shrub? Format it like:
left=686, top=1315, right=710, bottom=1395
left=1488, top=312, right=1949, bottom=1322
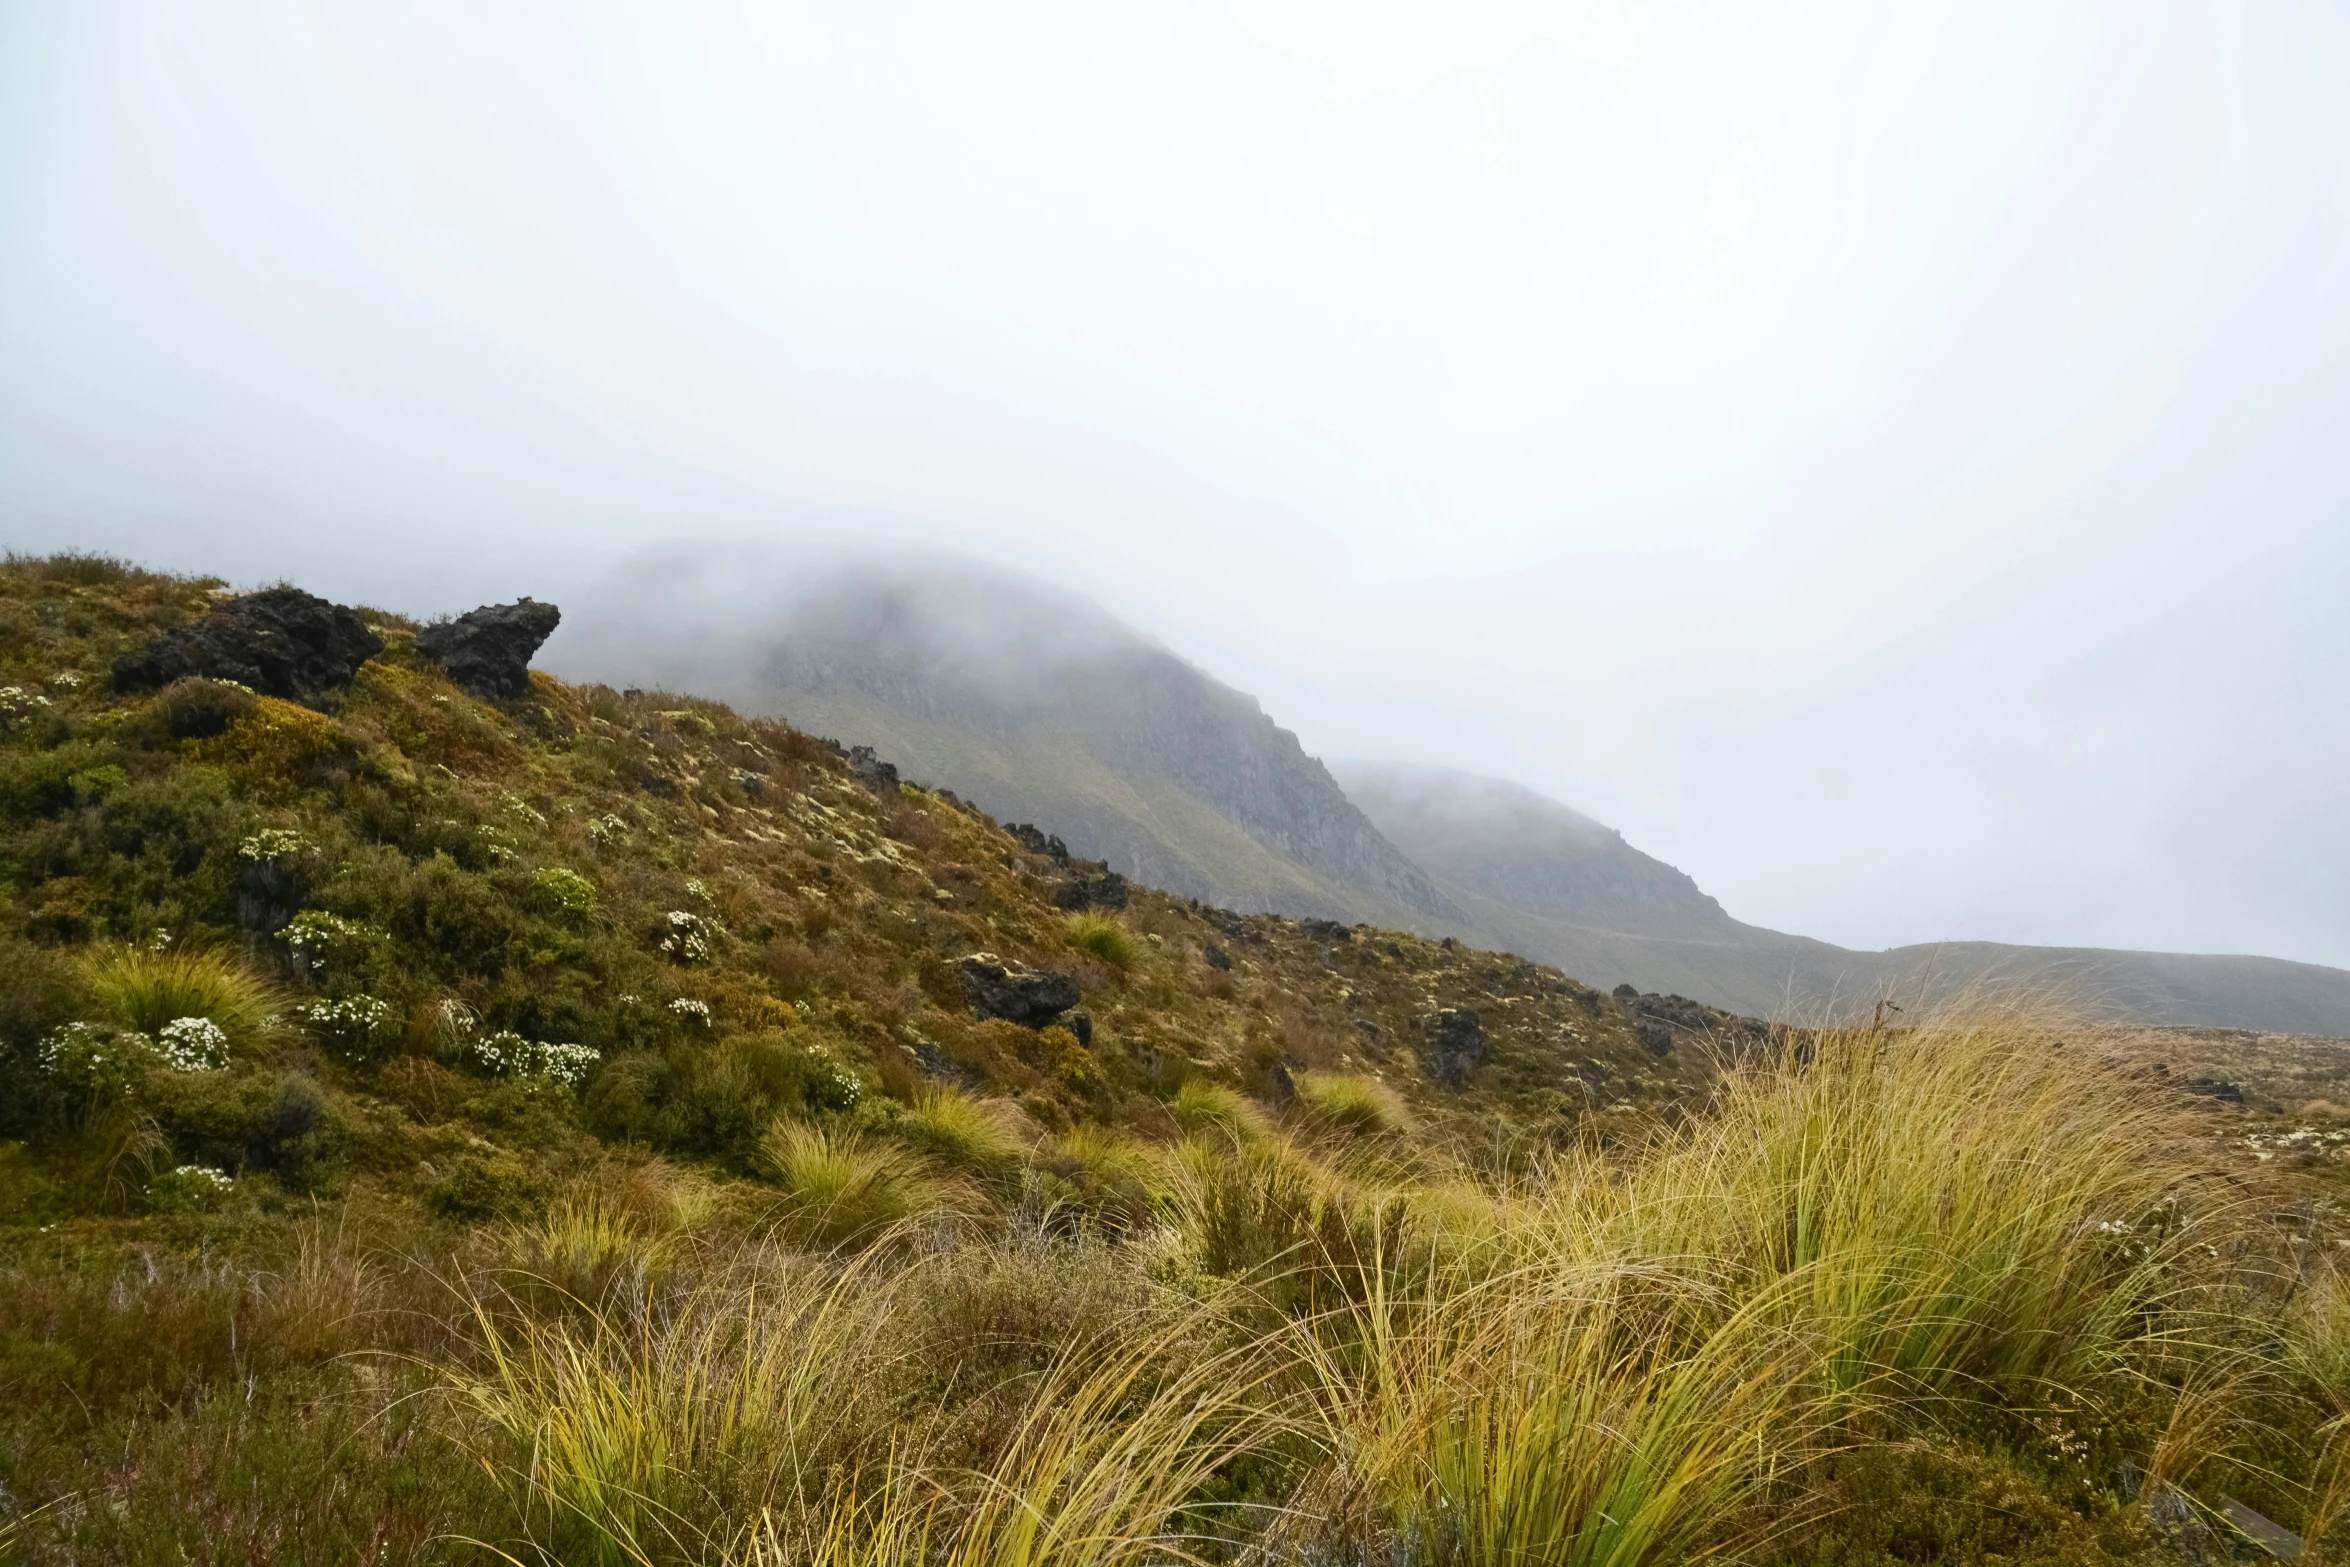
left=151, top=677, right=256, bottom=741
left=431, top=1151, right=545, bottom=1221
left=584, top=1034, right=864, bottom=1160
left=1065, top=911, right=1140, bottom=971
left=146, top=1163, right=234, bottom=1213
left=80, top=944, right=281, bottom=1050
left=530, top=865, right=597, bottom=915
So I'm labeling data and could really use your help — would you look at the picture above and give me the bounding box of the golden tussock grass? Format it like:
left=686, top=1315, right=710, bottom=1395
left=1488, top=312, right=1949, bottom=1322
left=430, top=1006, right=2340, bottom=1565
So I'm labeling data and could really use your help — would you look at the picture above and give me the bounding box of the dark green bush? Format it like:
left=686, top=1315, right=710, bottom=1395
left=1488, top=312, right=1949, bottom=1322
left=151, top=677, right=256, bottom=741
left=429, top=1150, right=545, bottom=1221
left=584, top=1033, right=862, bottom=1160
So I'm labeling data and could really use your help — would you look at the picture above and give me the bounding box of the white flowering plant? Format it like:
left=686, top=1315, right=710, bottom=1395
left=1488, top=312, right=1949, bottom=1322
left=295, top=995, right=398, bottom=1058
left=498, top=790, right=548, bottom=826
left=149, top=1164, right=234, bottom=1211
left=37, top=1022, right=148, bottom=1097
left=0, top=684, right=54, bottom=727
left=669, top=997, right=712, bottom=1026
left=238, top=828, right=311, bottom=861
left=531, top=865, right=597, bottom=914
left=588, top=813, right=629, bottom=848
left=279, top=910, right=382, bottom=977
left=472, top=1030, right=601, bottom=1086
left=660, top=910, right=715, bottom=964
left=797, top=1043, right=863, bottom=1112
left=155, top=1016, right=232, bottom=1071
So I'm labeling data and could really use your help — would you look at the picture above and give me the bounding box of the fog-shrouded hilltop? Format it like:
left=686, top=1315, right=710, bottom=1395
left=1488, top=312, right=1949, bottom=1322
left=559, top=543, right=2350, bottom=1035
left=555, top=545, right=1459, bottom=929
left=1340, top=762, right=2350, bottom=1033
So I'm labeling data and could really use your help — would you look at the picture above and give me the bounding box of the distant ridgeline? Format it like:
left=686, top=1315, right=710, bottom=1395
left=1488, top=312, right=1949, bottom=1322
left=557, top=545, right=2350, bottom=1035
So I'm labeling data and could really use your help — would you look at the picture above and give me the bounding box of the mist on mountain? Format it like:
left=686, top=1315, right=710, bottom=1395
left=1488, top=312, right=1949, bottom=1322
left=554, top=541, right=1456, bottom=927
left=555, top=543, right=2350, bottom=1035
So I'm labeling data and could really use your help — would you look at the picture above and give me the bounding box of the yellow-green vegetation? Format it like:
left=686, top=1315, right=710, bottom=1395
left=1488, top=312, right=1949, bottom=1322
left=80, top=941, right=283, bottom=1046
left=1, top=551, right=2347, bottom=1564
left=1064, top=909, right=1140, bottom=971
left=1293, top=1068, right=1411, bottom=1137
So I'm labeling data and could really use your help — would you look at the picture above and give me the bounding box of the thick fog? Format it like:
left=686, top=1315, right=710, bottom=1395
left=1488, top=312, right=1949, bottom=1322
left=3, top=3, right=2346, bottom=967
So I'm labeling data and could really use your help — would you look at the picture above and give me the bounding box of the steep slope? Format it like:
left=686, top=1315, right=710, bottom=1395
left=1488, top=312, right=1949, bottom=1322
left=555, top=547, right=1460, bottom=928
left=1339, top=761, right=2350, bottom=1034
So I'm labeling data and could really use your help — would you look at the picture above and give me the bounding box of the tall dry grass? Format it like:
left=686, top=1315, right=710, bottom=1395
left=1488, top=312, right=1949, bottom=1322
left=434, top=1005, right=2305, bottom=1565
left=79, top=942, right=283, bottom=1047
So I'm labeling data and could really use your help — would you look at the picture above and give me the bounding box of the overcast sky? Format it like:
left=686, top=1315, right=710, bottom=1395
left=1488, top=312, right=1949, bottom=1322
left=3, top=2, right=2346, bottom=968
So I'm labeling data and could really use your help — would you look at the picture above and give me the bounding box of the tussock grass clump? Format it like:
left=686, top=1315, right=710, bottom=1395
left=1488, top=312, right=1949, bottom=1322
left=450, top=1252, right=895, bottom=1560
left=1166, top=1078, right=1271, bottom=1143
left=1063, top=911, right=1139, bottom=971
left=761, top=1120, right=940, bottom=1250
left=80, top=944, right=282, bottom=1048
left=1587, top=1011, right=2211, bottom=1403
left=1037, top=1124, right=1167, bottom=1232
left=892, top=1087, right=1028, bottom=1184
left=1294, top=1070, right=1410, bottom=1138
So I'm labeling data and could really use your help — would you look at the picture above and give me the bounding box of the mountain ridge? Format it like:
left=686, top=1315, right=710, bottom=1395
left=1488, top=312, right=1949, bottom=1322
left=558, top=545, right=2350, bottom=1035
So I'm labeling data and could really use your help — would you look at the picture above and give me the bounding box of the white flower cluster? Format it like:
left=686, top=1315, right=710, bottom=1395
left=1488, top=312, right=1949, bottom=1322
left=472, top=1030, right=602, bottom=1086
left=0, top=685, right=53, bottom=726
left=498, top=790, right=547, bottom=826
left=50, top=671, right=83, bottom=690
left=238, top=828, right=311, bottom=861
left=296, top=995, right=397, bottom=1056
left=149, top=1163, right=234, bottom=1209
left=156, top=1016, right=231, bottom=1071
left=660, top=910, right=714, bottom=964
left=669, top=997, right=712, bottom=1025
left=531, top=865, right=597, bottom=913
left=281, top=910, right=376, bottom=972
left=38, top=1022, right=132, bottom=1080
left=475, top=825, right=518, bottom=864
left=588, top=813, right=629, bottom=847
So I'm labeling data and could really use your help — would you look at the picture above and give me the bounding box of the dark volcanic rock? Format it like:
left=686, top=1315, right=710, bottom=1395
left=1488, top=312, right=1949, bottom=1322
left=1008, top=823, right=1071, bottom=863
left=960, top=954, right=1081, bottom=1028
left=1055, top=867, right=1129, bottom=913
left=1201, top=943, right=1232, bottom=971
left=236, top=855, right=303, bottom=936
left=415, top=599, right=561, bottom=699
left=846, top=745, right=900, bottom=792
left=1430, top=1007, right=1485, bottom=1088
left=1615, top=988, right=1770, bottom=1058
left=114, top=587, right=383, bottom=705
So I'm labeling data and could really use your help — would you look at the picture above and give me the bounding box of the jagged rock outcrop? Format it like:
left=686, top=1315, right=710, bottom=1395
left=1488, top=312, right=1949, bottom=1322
left=959, top=954, right=1081, bottom=1028
left=1613, top=985, right=1770, bottom=1058
left=844, top=745, right=900, bottom=791
left=1008, top=823, right=1070, bottom=863
left=113, top=587, right=382, bottom=705
left=1056, top=868, right=1129, bottom=913
left=1430, top=1007, right=1485, bottom=1087
left=415, top=598, right=560, bottom=699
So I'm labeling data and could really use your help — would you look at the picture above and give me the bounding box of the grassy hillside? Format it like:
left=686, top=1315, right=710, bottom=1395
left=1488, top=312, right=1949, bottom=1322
left=2, top=551, right=2347, bottom=1565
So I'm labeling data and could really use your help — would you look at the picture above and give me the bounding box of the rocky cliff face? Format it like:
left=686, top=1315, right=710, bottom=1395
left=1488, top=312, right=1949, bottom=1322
left=556, top=548, right=1460, bottom=928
